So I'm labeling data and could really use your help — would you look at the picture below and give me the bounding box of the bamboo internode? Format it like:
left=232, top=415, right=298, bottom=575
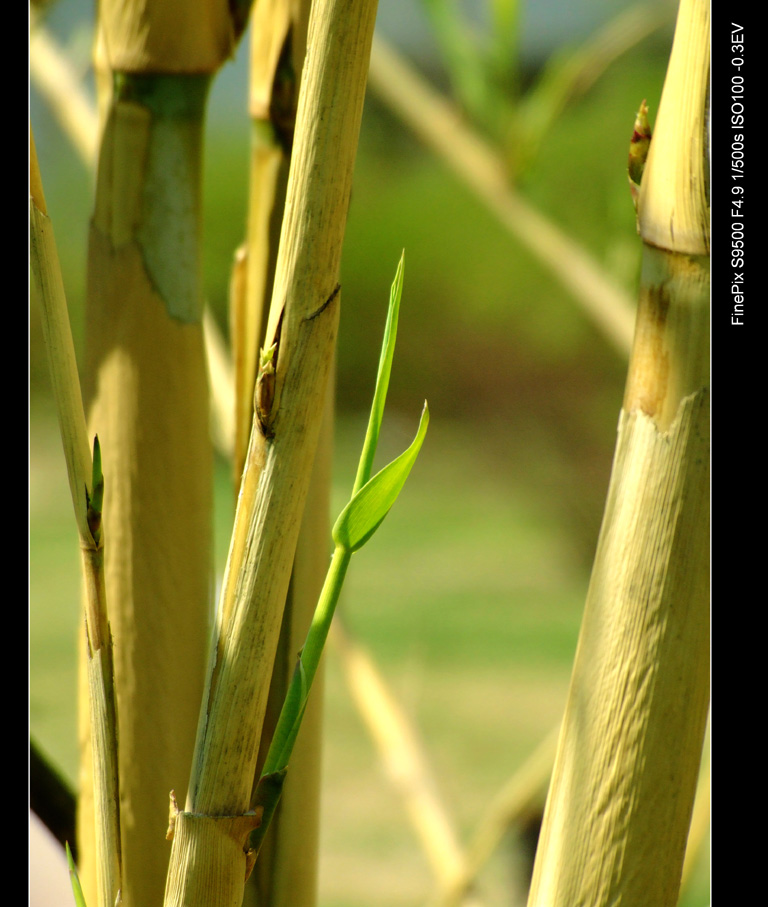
left=527, top=1, right=710, bottom=903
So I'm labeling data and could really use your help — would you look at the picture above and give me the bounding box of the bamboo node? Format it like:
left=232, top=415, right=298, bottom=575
left=165, top=790, right=263, bottom=843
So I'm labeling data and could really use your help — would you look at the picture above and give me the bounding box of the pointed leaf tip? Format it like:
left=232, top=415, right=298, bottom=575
left=66, top=843, right=88, bottom=907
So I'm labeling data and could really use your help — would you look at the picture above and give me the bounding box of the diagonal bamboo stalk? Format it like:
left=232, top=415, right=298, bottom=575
left=331, top=619, right=473, bottom=897
left=29, top=21, right=99, bottom=167
left=163, top=1, right=380, bottom=903
left=367, top=36, right=635, bottom=357
left=428, top=726, right=558, bottom=907
left=526, top=1, right=709, bottom=903
left=31, top=130, right=121, bottom=907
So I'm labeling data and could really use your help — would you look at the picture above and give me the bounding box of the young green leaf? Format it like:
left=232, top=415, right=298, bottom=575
left=66, top=842, right=88, bottom=907
left=251, top=256, right=429, bottom=863
left=353, top=250, right=405, bottom=495
left=333, top=401, right=429, bottom=553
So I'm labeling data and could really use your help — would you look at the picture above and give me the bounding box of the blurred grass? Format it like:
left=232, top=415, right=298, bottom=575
left=29, top=16, right=708, bottom=906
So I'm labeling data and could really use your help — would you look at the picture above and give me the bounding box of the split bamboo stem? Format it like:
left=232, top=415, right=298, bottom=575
left=163, top=0, right=379, bottom=903
left=79, top=4, right=251, bottom=905
left=239, top=8, right=332, bottom=903
left=31, top=131, right=121, bottom=907
left=526, top=1, right=709, bottom=904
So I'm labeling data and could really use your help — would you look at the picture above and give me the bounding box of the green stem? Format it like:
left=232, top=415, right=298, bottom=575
left=261, top=544, right=351, bottom=777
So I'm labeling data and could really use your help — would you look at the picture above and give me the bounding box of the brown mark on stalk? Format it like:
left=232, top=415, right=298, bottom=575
left=255, top=309, right=284, bottom=439
left=623, top=280, right=671, bottom=419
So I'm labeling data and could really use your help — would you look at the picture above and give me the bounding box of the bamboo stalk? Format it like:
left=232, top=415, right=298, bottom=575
left=79, top=4, right=251, bottom=904
left=234, top=5, right=328, bottom=905
left=31, top=130, right=121, bottom=907
left=203, top=305, right=236, bottom=458
left=163, top=0, right=379, bottom=903
left=526, top=2, right=709, bottom=904
left=232, top=0, right=311, bottom=488
left=680, top=744, right=710, bottom=892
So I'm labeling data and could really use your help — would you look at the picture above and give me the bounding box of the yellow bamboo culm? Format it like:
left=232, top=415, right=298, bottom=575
left=78, top=4, right=250, bottom=906
left=527, top=1, right=710, bottom=904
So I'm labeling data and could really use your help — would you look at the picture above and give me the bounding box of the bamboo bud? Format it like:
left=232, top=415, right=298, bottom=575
left=637, top=0, right=709, bottom=254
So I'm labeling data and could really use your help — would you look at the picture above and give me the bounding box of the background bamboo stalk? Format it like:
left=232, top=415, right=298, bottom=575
left=526, top=1, right=709, bottom=903
left=367, top=36, right=635, bottom=357
left=79, top=4, right=250, bottom=904
left=232, top=0, right=310, bottom=488
left=164, top=0, right=379, bottom=902
left=30, top=22, right=99, bottom=168
left=429, top=727, right=558, bottom=907
left=332, top=619, right=472, bottom=898
left=681, top=744, right=710, bottom=890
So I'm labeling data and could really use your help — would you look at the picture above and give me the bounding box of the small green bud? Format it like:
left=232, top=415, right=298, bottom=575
left=628, top=100, right=652, bottom=210
left=255, top=343, right=278, bottom=437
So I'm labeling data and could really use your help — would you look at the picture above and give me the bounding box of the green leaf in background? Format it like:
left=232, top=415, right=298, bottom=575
left=333, top=401, right=430, bottom=553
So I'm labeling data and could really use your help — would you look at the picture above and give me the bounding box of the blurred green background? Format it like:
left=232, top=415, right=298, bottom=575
left=30, top=1, right=708, bottom=904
